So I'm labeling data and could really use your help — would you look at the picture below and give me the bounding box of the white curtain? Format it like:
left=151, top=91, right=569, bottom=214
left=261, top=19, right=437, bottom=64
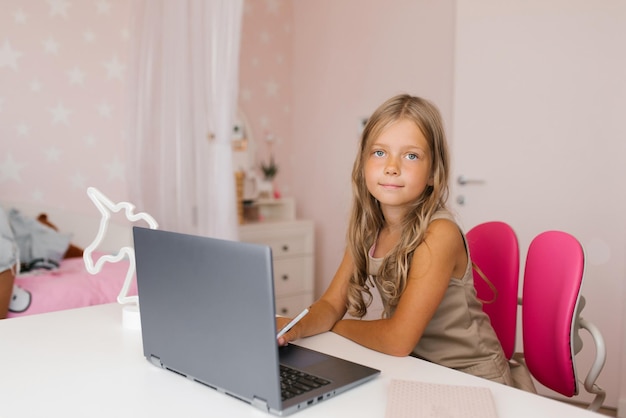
left=127, top=0, right=243, bottom=240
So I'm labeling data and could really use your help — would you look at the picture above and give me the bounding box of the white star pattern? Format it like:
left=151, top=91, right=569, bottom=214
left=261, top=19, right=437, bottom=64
left=47, top=0, right=70, bottom=18
left=44, top=147, right=63, bottom=162
left=43, top=37, right=60, bottom=55
left=260, top=31, right=271, bottom=44
left=49, top=102, right=72, bottom=125
left=0, top=39, right=23, bottom=71
left=68, top=67, right=86, bottom=85
left=84, top=134, right=97, bottom=147
left=0, top=154, right=25, bottom=182
left=98, top=102, right=112, bottom=118
left=84, top=31, right=95, bottom=43
left=70, top=171, right=87, bottom=189
left=105, top=156, right=124, bottom=181
left=31, top=189, right=45, bottom=202
left=96, top=0, right=112, bottom=15
left=266, top=0, right=280, bottom=14
left=30, top=80, right=42, bottom=92
left=16, top=123, right=30, bottom=137
left=104, top=56, right=125, bottom=80
left=0, top=97, right=4, bottom=112
left=243, top=1, right=254, bottom=14
left=265, top=79, right=279, bottom=97
left=13, top=10, right=27, bottom=24
left=240, top=88, right=252, bottom=102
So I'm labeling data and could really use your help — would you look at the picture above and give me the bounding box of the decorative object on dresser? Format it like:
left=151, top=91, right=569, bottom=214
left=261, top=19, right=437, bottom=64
left=258, top=153, right=279, bottom=199
left=243, top=197, right=295, bottom=223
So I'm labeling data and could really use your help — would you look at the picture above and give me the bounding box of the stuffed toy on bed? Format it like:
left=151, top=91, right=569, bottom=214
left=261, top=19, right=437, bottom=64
left=5, top=209, right=84, bottom=313
left=36, top=213, right=84, bottom=259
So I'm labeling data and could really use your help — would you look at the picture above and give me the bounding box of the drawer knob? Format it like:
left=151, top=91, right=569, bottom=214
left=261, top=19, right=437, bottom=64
left=280, top=308, right=288, bottom=315
left=282, top=274, right=289, bottom=281
left=282, top=244, right=289, bottom=252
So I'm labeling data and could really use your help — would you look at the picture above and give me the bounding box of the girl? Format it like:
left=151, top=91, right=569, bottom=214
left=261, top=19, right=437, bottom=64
left=277, top=94, right=533, bottom=390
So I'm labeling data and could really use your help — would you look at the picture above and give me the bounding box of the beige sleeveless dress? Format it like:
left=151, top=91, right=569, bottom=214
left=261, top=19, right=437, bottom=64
left=368, top=210, right=535, bottom=391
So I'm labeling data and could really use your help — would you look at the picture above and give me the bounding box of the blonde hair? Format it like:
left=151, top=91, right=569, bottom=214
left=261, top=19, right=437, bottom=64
left=346, top=94, right=450, bottom=318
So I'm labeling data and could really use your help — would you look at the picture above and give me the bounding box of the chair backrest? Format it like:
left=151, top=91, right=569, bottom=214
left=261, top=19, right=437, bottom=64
left=466, top=221, right=519, bottom=360
left=521, top=230, right=584, bottom=397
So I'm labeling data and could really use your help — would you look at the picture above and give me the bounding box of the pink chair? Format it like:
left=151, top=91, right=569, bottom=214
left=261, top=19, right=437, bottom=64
left=519, top=230, right=606, bottom=411
left=466, top=221, right=519, bottom=360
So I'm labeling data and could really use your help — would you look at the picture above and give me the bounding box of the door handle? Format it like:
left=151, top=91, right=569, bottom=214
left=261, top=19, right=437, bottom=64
left=457, top=175, right=485, bottom=186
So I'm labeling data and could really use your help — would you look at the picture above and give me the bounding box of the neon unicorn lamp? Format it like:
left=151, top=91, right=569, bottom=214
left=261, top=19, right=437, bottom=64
left=83, top=187, right=158, bottom=321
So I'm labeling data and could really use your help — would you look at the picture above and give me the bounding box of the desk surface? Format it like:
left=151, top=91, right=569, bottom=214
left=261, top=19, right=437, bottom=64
left=0, top=304, right=602, bottom=417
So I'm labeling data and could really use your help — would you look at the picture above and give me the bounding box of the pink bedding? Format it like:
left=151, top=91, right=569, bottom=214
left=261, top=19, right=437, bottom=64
left=7, top=252, right=135, bottom=318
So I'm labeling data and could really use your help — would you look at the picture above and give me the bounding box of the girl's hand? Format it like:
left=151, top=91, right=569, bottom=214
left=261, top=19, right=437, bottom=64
left=276, top=316, right=296, bottom=346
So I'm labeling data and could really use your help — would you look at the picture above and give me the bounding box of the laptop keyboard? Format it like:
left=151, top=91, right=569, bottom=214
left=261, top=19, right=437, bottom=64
left=279, top=364, right=331, bottom=401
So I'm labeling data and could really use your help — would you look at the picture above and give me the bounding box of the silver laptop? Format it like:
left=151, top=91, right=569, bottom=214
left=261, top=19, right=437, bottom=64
left=133, top=227, right=380, bottom=416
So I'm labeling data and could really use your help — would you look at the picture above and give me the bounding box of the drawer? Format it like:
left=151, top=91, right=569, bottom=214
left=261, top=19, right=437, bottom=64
left=275, top=293, right=314, bottom=317
left=273, top=257, right=313, bottom=297
left=258, top=233, right=310, bottom=257
left=239, top=220, right=314, bottom=256
left=265, top=235, right=310, bottom=257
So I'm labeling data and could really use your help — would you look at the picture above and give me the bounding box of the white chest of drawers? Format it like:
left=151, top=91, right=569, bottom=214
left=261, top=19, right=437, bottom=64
left=238, top=220, right=314, bottom=317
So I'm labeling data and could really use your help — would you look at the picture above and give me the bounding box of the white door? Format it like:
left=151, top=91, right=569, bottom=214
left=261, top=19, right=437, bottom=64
left=451, top=0, right=626, bottom=408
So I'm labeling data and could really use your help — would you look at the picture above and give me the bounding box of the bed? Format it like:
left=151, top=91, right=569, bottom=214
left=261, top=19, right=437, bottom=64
left=2, top=198, right=137, bottom=319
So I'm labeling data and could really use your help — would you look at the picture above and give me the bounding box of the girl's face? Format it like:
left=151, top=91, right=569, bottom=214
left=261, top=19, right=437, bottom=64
left=364, top=118, right=433, bottom=214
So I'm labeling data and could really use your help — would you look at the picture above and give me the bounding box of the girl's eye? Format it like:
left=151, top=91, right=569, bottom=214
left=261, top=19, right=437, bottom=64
left=373, top=150, right=385, bottom=157
left=406, top=153, right=419, bottom=161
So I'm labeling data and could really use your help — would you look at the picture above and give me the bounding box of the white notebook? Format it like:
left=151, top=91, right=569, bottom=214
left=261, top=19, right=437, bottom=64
left=385, top=379, right=498, bottom=418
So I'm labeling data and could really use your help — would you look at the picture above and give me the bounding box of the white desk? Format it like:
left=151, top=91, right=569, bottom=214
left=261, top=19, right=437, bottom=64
left=0, top=304, right=602, bottom=417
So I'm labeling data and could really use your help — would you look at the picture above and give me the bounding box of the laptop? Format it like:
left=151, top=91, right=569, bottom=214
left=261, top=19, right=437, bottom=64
left=132, top=226, right=380, bottom=416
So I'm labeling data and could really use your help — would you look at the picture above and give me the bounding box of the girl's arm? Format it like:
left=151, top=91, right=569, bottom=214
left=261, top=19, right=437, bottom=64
left=0, top=268, right=15, bottom=319
left=331, top=218, right=467, bottom=356
left=277, top=248, right=354, bottom=345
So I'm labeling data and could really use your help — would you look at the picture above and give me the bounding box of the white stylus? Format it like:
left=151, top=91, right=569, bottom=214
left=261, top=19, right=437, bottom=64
left=276, top=308, right=309, bottom=339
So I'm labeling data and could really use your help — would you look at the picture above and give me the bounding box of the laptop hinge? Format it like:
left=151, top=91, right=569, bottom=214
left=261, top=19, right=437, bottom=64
left=251, top=397, right=269, bottom=412
left=149, top=355, right=162, bottom=368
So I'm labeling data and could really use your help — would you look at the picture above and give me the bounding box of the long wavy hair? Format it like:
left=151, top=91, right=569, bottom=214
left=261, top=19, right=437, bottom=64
left=346, top=94, right=450, bottom=318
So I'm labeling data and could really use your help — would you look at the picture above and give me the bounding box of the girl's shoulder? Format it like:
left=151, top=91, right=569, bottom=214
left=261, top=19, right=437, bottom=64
left=425, top=209, right=464, bottom=244
left=430, top=208, right=458, bottom=224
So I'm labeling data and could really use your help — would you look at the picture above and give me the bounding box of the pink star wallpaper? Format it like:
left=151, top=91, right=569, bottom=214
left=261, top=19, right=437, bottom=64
left=0, top=0, right=293, bottom=213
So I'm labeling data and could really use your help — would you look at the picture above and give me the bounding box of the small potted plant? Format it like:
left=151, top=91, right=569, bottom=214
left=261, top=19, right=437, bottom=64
left=260, top=154, right=278, bottom=181
left=258, top=155, right=278, bottom=199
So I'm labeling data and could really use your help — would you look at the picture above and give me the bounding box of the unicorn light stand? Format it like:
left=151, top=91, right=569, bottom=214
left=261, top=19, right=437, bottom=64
left=83, top=187, right=158, bottom=328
